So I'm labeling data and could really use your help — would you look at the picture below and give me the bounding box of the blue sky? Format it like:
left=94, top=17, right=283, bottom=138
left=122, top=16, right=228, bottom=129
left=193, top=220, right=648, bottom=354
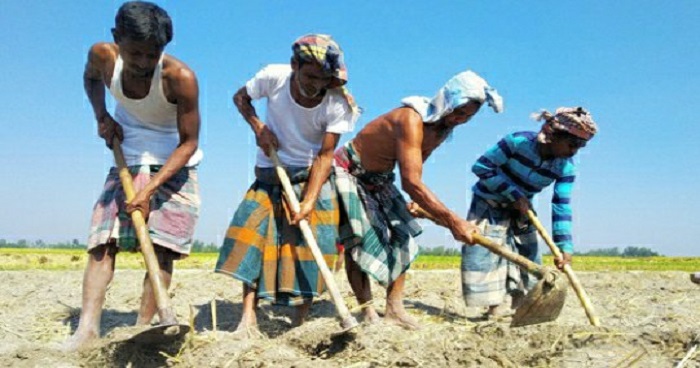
left=1, top=1, right=699, bottom=255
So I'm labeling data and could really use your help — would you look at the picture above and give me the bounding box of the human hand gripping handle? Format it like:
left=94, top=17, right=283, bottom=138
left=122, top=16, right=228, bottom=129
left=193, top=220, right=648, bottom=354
left=407, top=202, right=478, bottom=244
left=112, top=137, right=178, bottom=326
left=255, top=124, right=279, bottom=157
left=512, top=197, right=531, bottom=216
left=526, top=209, right=601, bottom=327
left=290, top=199, right=314, bottom=225
left=98, top=114, right=123, bottom=148
left=410, top=204, right=550, bottom=279
left=268, top=149, right=359, bottom=332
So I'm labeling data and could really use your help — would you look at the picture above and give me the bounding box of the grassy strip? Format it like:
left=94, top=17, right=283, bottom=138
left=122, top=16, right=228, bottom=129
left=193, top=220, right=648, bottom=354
left=413, top=255, right=700, bottom=272
left=0, top=248, right=217, bottom=271
left=1, top=248, right=699, bottom=272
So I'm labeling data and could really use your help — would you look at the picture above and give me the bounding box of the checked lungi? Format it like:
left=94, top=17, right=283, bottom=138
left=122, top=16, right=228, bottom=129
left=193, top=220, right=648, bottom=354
left=461, top=195, right=540, bottom=307
left=88, top=165, right=200, bottom=256
left=215, top=167, right=338, bottom=306
left=334, top=141, right=421, bottom=286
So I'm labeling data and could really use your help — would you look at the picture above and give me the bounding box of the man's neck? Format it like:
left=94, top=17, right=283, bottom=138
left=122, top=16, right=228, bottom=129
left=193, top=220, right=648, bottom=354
left=537, top=142, right=554, bottom=160
left=426, top=120, right=453, bottom=140
left=289, top=73, right=325, bottom=108
left=123, top=69, right=154, bottom=81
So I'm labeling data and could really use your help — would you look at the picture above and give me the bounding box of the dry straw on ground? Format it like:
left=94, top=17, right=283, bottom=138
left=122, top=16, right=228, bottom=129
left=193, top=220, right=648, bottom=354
left=1, top=269, right=699, bottom=367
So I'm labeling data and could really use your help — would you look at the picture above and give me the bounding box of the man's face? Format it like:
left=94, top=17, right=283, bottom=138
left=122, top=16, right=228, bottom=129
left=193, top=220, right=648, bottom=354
left=442, top=101, right=482, bottom=128
left=292, top=60, right=333, bottom=98
left=115, top=35, right=163, bottom=78
left=549, top=133, right=587, bottom=158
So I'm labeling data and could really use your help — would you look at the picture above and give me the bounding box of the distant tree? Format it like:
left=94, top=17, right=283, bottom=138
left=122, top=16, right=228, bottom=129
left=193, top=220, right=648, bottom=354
left=576, top=247, right=621, bottom=257
left=573, top=246, right=660, bottom=257
left=191, top=240, right=205, bottom=252
left=34, top=239, right=45, bottom=248
left=0, top=239, right=6, bottom=247
left=203, top=242, right=219, bottom=252
left=16, top=239, right=28, bottom=248
left=622, top=246, right=660, bottom=257
left=191, top=240, right=219, bottom=253
left=419, top=245, right=460, bottom=256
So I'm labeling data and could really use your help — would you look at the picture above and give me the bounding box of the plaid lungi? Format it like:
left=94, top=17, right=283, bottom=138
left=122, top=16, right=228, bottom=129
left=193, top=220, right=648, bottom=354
left=88, top=165, right=200, bottom=256
left=334, top=141, right=422, bottom=286
left=215, top=167, right=339, bottom=306
left=461, top=195, right=540, bottom=307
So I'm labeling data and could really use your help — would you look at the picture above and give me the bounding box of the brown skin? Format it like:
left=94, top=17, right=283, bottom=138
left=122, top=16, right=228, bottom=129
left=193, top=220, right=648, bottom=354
left=509, top=133, right=585, bottom=272
left=64, top=34, right=200, bottom=351
left=231, top=59, right=340, bottom=333
left=347, top=102, right=483, bottom=329
left=483, top=133, right=583, bottom=317
left=353, top=103, right=482, bottom=243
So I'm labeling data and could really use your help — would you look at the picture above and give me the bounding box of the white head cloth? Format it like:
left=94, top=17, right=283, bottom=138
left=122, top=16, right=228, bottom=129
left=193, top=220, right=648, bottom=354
left=401, top=70, right=503, bottom=123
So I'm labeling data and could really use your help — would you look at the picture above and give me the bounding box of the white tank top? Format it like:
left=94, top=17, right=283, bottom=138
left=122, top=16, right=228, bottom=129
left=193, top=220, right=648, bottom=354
left=108, top=54, right=203, bottom=167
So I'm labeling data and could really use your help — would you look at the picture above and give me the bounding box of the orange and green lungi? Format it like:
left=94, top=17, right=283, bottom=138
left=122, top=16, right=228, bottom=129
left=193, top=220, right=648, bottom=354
left=215, top=167, right=339, bottom=306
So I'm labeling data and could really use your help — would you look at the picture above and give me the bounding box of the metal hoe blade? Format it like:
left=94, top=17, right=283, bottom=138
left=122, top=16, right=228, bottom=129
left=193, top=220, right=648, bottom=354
left=511, top=269, right=568, bottom=327
left=125, top=324, right=191, bottom=345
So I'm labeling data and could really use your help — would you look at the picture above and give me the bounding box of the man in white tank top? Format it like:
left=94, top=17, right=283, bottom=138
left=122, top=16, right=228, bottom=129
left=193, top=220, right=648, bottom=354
left=215, top=34, right=359, bottom=335
left=65, top=1, right=202, bottom=351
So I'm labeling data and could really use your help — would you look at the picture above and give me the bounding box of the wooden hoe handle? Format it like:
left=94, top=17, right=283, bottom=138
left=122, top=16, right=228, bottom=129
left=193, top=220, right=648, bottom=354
left=269, top=150, right=358, bottom=330
left=112, top=138, right=177, bottom=325
left=413, top=207, right=549, bottom=279
left=527, top=210, right=601, bottom=326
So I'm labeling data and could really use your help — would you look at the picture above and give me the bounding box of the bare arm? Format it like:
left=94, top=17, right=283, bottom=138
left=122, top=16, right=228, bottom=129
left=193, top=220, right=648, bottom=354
left=395, top=111, right=478, bottom=243
left=126, top=66, right=200, bottom=215
left=233, top=86, right=278, bottom=154
left=291, top=132, right=340, bottom=224
left=84, top=43, right=122, bottom=146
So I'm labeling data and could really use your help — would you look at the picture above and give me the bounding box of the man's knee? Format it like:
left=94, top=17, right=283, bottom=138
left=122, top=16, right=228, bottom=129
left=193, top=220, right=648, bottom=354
left=152, top=244, right=178, bottom=255
left=153, top=245, right=181, bottom=265
left=88, top=242, right=118, bottom=261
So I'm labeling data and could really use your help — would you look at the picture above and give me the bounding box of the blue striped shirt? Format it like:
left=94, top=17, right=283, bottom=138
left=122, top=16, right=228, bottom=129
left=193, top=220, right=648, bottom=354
left=471, top=131, right=576, bottom=253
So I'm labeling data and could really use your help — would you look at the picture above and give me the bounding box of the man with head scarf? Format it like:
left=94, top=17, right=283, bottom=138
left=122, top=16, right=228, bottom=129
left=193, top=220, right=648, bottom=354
left=334, top=70, right=502, bottom=329
left=215, top=34, right=359, bottom=334
left=463, top=106, right=597, bottom=317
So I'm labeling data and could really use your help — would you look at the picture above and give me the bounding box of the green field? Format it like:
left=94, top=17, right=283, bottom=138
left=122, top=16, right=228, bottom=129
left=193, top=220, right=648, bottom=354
left=1, top=248, right=700, bottom=272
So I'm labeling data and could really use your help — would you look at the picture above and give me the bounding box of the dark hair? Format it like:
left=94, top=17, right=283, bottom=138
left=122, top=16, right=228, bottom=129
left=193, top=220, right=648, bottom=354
left=115, top=1, right=173, bottom=47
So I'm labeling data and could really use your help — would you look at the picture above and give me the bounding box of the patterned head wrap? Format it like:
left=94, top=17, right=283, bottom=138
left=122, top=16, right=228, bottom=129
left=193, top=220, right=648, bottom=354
left=533, top=107, right=598, bottom=144
left=401, top=70, right=503, bottom=123
left=292, top=34, right=359, bottom=116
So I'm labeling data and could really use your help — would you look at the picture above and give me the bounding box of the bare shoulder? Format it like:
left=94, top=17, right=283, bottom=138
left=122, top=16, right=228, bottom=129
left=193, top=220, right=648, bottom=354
left=389, top=106, right=423, bottom=130
left=87, top=42, right=117, bottom=65
left=162, top=54, right=197, bottom=86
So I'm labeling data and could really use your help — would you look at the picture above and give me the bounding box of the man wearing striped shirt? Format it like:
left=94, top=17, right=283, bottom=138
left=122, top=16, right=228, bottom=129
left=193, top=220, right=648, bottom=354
left=462, top=107, right=598, bottom=317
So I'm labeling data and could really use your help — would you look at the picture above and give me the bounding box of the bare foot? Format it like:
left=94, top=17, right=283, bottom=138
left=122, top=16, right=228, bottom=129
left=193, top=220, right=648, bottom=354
left=361, top=306, right=381, bottom=324
left=62, top=330, right=98, bottom=352
left=385, top=299, right=421, bottom=330
left=234, top=313, right=258, bottom=338
left=486, top=303, right=514, bottom=319
left=135, top=316, right=154, bottom=326
left=291, top=301, right=312, bottom=327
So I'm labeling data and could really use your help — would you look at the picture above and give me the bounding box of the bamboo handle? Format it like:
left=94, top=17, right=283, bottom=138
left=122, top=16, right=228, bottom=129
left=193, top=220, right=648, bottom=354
left=527, top=210, right=600, bottom=326
left=413, top=206, right=547, bottom=279
left=269, top=150, right=357, bottom=330
left=473, top=234, right=547, bottom=279
left=112, top=138, right=177, bottom=325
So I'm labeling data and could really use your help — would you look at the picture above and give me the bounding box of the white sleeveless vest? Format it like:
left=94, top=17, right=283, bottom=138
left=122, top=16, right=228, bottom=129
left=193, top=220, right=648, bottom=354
left=108, top=54, right=202, bottom=167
